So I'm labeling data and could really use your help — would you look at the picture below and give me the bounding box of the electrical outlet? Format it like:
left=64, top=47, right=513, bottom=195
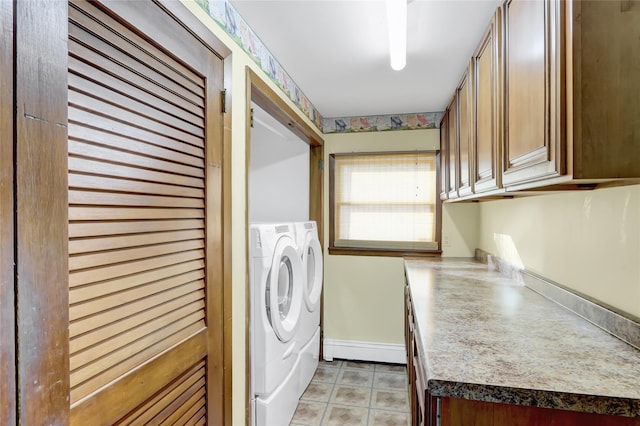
left=443, top=234, right=451, bottom=247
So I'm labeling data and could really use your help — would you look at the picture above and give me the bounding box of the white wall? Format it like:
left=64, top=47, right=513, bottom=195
left=322, top=130, right=480, bottom=354
left=478, top=184, right=640, bottom=318
left=249, top=103, right=309, bottom=223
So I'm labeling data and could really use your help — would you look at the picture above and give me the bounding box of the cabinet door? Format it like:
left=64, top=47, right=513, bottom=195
left=439, top=111, right=449, bottom=200
left=473, top=9, right=502, bottom=193
left=447, top=97, right=458, bottom=198
left=503, top=0, right=563, bottom=186
left=572, top=0, right=640, bottom=179
left=67, top=1, right=224, bottom=423
left=456, top=68, right=473, bottom=196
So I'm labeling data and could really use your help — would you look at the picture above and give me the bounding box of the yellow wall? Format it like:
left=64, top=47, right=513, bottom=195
left=182, top=2, right=323, bottom=423
left=478, top=184, right=640, bottom=318
left=322, top=130, right=479, bottom=345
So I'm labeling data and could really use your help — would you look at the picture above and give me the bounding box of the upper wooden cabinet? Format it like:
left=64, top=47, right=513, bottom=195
left=472, top=8, right=502, bottom=194
left=446, top=96, right=458, bottom=199
left=439, top=0, right=640, bottom=200
left=439, top=110, right=449, bottom=200
left=569, top=0, right=640, bottom=180
left=456, top=67, right=473, bottom=197
left=502, top=0, right=563, bottom=187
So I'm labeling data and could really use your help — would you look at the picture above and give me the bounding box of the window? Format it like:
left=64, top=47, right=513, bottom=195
left=329, top=152, right=441, bottom=256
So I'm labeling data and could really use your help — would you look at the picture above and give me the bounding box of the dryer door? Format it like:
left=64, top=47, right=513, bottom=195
left=301, top=233, right=323, bottom=312
left=267, top=237, right=303, bottom=342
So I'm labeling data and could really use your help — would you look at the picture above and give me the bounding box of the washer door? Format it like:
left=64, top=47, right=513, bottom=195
left=301, top=233, right=323, bottom=312
left=267, top=236, right=303, bottom=342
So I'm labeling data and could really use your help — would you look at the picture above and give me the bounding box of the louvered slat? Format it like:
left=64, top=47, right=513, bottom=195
left=70, top=302, right=205, bottom=371
left=68, top=126, right=205, bottom=171
left=69, top=229, right=204, bottom=254
left=68, top=107, right=204, bottom=158
left=69, top=321, right=204, bottom=403
left=69, top=260, right=204, bottom=306
left=69, top=7, right=204, bottom=98
left=69, top=220, right=204, bottom=239
left=69, top=73, right=204, bottom=138
left=69, top=140, right=203, bottom=178
left=67, top=30, right=204, bottom=108
left=69, top=90, right=204, bottom=147
left=71, top=288, right=204, bottom=348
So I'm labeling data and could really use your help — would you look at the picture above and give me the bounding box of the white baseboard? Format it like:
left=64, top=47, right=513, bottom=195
left=323, top=339, right=406, bottom=364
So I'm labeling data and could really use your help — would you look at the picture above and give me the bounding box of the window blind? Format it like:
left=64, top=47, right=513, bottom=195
left=333, top=152, right=438, bottom=251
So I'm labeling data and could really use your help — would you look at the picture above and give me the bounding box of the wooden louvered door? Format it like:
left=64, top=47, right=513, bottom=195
left=67, top=0, right=224, bottom=424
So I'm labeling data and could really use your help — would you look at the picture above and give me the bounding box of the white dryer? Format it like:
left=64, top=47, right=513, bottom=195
left=293, top=221, right=323, bottom=396
left=250, top=223, right=304, bottom=426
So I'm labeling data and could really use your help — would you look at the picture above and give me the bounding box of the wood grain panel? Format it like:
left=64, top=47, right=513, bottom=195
left=0, top=1, right=15, bottom=423
left=16, top=1, right=70, bottom=424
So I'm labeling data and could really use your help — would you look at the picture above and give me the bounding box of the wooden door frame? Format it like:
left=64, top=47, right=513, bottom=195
left=14, top=1, right=70, bottom=424
left=244, top=67, right=324, bottom=425
left=0, top=2, right=16, bottom=424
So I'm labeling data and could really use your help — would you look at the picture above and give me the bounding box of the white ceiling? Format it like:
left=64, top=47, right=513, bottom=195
left=230, top=0, right=502, bottom=118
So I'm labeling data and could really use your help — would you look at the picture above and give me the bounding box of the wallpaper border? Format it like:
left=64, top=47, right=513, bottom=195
left=195, top=0, right=444, bottom=135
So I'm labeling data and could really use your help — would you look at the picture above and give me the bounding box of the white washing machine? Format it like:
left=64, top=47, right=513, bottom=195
left=250, top=223, right=304, bottom=426
left=293, top=221, right=323, bottom=396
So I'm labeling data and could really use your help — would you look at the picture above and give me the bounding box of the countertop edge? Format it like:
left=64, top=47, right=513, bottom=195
left=404, top=258, right=640, bottom=419
left=426, top=379, right=640, bottom=418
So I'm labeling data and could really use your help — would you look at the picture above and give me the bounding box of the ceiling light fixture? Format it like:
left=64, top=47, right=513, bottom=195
left=386, top=0, right=407, bottom=71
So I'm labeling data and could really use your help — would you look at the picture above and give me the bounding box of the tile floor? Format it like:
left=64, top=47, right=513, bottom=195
left=290, top=360, right=410, bottom=426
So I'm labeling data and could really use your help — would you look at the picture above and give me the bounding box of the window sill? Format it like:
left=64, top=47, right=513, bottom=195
left=328, top=246, right=443, bottom=258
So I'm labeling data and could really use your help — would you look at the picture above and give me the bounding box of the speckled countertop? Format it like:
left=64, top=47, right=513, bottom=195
left=404, top=258, right=640, bottom=417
